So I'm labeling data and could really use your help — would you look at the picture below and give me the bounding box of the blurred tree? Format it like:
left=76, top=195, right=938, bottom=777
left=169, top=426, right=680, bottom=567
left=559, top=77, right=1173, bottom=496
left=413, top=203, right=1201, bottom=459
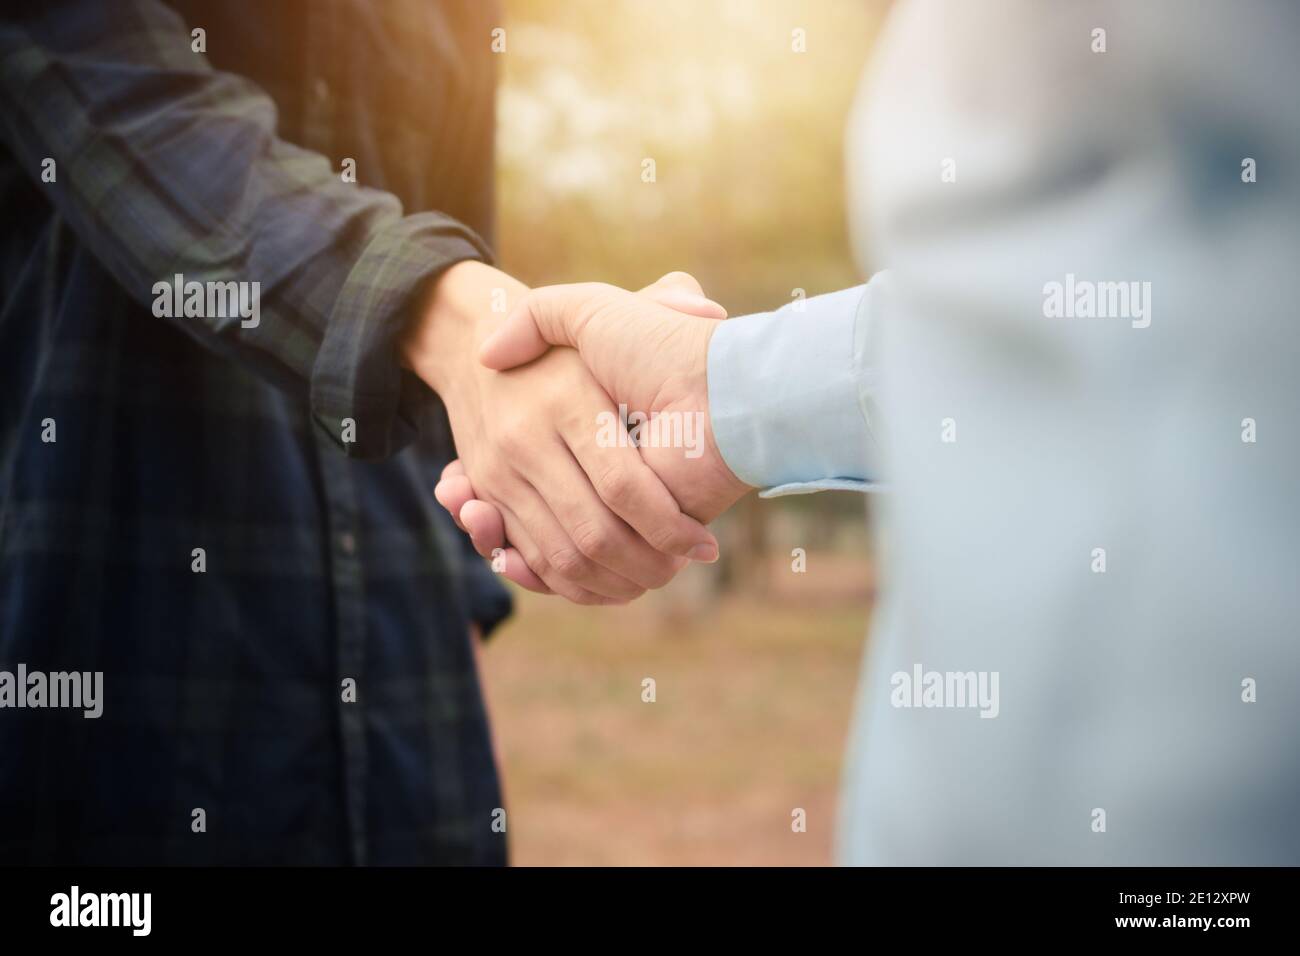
left=497, top=0, right=883, bottom=311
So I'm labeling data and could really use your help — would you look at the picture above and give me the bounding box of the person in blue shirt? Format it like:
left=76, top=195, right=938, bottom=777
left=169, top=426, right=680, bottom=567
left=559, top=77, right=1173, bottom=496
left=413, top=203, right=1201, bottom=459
left=437, top=0, right=1300, bottom=864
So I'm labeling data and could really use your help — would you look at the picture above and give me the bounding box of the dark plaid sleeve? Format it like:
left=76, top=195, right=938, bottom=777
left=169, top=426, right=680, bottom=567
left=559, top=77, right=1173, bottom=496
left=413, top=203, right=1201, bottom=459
left=0, top=0, right=491, bottom=459
left=455, top=530, right=514, bottom=640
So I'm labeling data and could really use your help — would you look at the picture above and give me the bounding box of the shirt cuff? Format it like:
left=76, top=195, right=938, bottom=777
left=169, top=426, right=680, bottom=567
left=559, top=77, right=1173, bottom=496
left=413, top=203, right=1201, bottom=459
left=758, top=477, right=875, bottom=499
left=310, top=212, right=492, bottom=460
left=707, top=284, right=877, bottom=495
left=460, top=546, right=515, bottom=640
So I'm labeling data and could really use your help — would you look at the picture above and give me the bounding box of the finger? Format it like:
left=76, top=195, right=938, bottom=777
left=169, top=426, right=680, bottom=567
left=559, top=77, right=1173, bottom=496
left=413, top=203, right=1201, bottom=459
left=474, top=535, right=552, bottom=594
left=495, top=475, right=646, bottom=602
left=478, top=282, right=611, bottom=371
left=431, top=483, right=550, bottom=592
left=496, top=504, right=598, bottom=603
left=510, top=471, right=649, bottom=600
left=481, top=278, right=726, bottom=372
left=638, top=272, right=727, bottom=319
left=435, top=473, right=475, bottom=533
left=498, top=546, right=553, bottom=593
left=640, top=285, right=728, bottom=319
left=436, top=461, right=470, bottom=526
left=525, top=434, right=688, bottom=591
left=560, top=416, right=719, bottom=562
left=644, top=270, right=706, bottom=296
left=460, top=499, right=553, bottom=593
left=494, top=493, right=630, bottom=606
left=460, top=498, right=506, bottom=557
left=440, top=461, right=545, bottom=590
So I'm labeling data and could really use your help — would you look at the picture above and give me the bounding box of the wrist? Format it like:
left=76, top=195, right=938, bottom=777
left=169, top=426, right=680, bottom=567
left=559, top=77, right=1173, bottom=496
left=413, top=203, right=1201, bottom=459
left=401, top=260, right=528, bottom=397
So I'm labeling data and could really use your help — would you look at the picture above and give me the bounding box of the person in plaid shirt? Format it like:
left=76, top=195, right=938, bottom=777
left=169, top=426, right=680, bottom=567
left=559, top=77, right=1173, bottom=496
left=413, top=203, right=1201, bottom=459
left=0, top=0, right=716, bottom=864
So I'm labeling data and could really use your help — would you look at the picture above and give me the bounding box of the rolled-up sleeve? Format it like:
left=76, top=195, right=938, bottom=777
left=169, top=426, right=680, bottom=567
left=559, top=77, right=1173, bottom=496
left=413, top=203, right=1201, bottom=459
left=0, top=0, right=489, bottom=459
left=707, top=279, right=885, bottom=497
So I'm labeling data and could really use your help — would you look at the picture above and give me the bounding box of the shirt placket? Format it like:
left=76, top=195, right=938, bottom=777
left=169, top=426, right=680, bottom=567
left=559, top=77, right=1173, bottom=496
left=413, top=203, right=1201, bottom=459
left=314, top=427, right=369, bottom=866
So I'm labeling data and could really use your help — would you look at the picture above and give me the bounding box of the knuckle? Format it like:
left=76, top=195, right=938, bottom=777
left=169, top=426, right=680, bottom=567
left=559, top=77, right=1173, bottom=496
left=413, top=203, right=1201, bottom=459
left=548, top=546, right=591, bottom=580
left=561, top=399, right=594, bottom=432
left=645, top=520, right=684, bottom=555
left=595, top=464, right=637, bottom=510
left=498, top=424, right=532, bottom=458
left=518, top=544, right=548, bottom=578
left=572, top=519, right=618, bottom=563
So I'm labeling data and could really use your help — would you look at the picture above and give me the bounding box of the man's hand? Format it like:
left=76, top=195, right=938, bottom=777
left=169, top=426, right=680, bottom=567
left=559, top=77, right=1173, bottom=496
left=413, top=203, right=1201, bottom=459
left=436, top=272, right=755, bottom=596
left=402, top=261, right=720, bottom=604
left=481, top=273, right=752, bottom=521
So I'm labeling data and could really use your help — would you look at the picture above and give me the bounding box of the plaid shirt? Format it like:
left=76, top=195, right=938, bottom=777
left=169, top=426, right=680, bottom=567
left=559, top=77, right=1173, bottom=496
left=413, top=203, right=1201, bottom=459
left=0, top=0, right=511, bottom=864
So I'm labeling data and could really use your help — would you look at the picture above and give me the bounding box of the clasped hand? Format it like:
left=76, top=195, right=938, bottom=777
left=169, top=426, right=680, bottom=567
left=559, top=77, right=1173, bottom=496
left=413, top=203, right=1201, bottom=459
left=404, top=263, right=749, bottom=604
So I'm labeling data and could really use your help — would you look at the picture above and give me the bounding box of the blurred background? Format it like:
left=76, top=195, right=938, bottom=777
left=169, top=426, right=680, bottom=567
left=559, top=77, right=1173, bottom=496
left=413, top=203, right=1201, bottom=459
left=479, top=0, right=886, bottom=865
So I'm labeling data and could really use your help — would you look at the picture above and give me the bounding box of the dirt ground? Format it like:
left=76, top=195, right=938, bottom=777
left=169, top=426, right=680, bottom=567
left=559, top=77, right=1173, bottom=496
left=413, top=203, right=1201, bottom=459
left=476, top=555, right=874, bottom=866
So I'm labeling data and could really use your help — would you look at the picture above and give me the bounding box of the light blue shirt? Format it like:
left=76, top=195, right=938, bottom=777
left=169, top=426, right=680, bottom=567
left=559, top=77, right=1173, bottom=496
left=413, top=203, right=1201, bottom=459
left=706, top=0, right=1300, bottom=865
left=708, top=283, right=882, bottom=498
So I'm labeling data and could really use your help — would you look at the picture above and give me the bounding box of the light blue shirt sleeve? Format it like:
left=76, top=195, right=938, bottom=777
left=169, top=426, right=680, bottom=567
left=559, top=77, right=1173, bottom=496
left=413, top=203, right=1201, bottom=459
left=706, top=279, right=884, bottom=498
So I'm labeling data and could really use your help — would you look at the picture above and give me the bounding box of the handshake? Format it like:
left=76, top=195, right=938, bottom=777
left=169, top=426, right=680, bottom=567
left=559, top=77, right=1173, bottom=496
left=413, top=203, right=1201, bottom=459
left=401, top=261, right=754, bottom=604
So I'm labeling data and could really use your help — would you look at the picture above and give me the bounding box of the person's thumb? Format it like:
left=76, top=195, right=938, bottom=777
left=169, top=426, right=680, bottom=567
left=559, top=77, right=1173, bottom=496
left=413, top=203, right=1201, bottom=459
left=638, top=271, right=727, bottom=319
left=478, top=282, right=605, bottom=371
left=479, top=276, right=727, bottom=371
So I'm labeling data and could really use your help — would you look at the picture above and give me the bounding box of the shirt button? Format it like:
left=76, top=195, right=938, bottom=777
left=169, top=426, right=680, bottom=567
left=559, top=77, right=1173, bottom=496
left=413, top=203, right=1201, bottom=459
left=313, top=78, right=331, bottom=103
left=338, top=532, right=356, bottom=556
